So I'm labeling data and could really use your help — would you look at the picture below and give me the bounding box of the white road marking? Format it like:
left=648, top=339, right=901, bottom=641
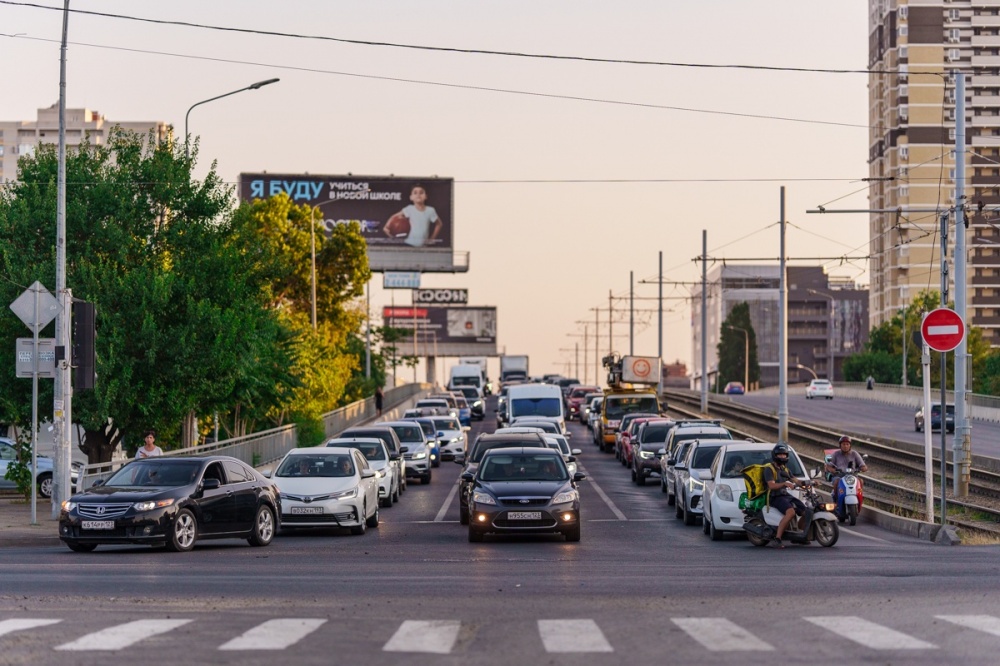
left=538, top=619, right=613, bottom=653
left=804, top=616, right=936, bottom=650
left=434, top=478, right=461, bottom=522
left=672, top=617, right=774, bottom=652
left=382, top=620, right=461, bottom=654
left=218, top=618, right=326, bottom=650
left=936, top=615, right=1000, bottom=637
left=0, top=619, right=61, bottom=638
left=576, top=463, right=627, bottom=521
left=839, top=527, right=891, bottom=543
left=55, top=619, right=192, bottom=651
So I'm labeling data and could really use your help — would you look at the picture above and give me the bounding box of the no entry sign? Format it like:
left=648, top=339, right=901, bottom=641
left=921, top=308, right=965, bottom=352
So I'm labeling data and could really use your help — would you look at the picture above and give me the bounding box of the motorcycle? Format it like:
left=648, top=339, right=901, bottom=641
left=741, top=481, right=839, bottom=548
left=824, top=450, right=866, bottom=526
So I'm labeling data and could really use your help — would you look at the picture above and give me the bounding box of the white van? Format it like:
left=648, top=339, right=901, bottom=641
left=506, top=383, right=566, bottom=434
left=448, top=364, right=484, bottom=392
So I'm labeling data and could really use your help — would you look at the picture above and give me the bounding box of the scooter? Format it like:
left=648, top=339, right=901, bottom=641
left=741, top=481, right=839, bottom=548
left=824, top=451, right=866, bottom=526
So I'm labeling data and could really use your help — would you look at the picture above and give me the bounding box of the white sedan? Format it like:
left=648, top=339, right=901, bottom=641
left=270, top=447, right=380, bottom=535
left=806, top=379, right=834, bottom=399
left=431, top=417, right=470, bottom=460
left=700, top=442, right=810, bottom=541
left=328, top=437, right=399, bottom=507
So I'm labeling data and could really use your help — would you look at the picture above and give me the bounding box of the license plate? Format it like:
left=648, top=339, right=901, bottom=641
left=290, top=507, right=323, bottom=515
left=81, top=520, right=114, bottom=530
left=508, top=511, right=542, bottom=520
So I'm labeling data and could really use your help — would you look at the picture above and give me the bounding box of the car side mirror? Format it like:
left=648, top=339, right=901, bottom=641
left=571, top=449, right=582, bottom=456
left=361, top=469, right=376, bottom=479
left=202, top=478, right=221, bottom=490
left=666, top=459, right=676, bottom=466
left=436, top=431, right=445, bottom=438
left=453, top=456, right=466, bottom=465
left=697, top=470, right=713, bottom=481
left=400, top=446, right=409, bottom=453
left=262, top=469, right=272, bottom=479
left=810, top=468, right=820, bottom=479
left=565, top=432, right=572, bottom=439
left=675, top=463, right=687, bottom=470
left=461, top=472, right=475, bottom=482
left=657, top=448, right=666, bottom=457
left=91, top=478, right=105, bottom=488
left=389, top=453, right=400, bottom=461
left=573, top=472, right=587, bottom=482
left=567, top=456, right=576, bottom=463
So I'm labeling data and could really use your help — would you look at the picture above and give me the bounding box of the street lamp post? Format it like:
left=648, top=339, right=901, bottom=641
left=184, top=78, right=280, bottom=160
left=724, top=325, right=749, bottom=392
left=808, top=289, right=836, bottom=381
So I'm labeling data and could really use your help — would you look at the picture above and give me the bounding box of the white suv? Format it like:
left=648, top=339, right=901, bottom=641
left=806, top=379, right=834, bottom=399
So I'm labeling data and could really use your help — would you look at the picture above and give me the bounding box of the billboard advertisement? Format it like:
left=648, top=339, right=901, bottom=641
left=383, top=306, right=496, bottom=344
left=412, top=288, right=468, bottom=305
left=239, top=174, right=454, bottom=250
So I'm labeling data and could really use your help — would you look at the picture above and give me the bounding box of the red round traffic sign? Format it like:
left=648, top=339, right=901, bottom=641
left=921, top=308, right=965, bottom=352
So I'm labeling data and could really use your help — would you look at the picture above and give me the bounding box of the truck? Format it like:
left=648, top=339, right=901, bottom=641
left=597, top=354, right=664, bottom=452
left=499, top=355, right=529, bottom=385
left=459, top=357, right=492, bottom=394
left=448, top=364, right=484, bottom=393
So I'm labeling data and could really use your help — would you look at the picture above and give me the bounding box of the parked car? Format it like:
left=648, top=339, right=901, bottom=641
left=270, top=447, right=379, bottom=535
left=338, top=426, right=406, bottom=493
left=915, top=402, right=955, bottom=433
left=327, top=437, right=399, bottom=507
left=455, top=432, right=548, bottom=525
left=700, top=441, right=809, bottom=541
left=630, top=419, right=674, bottom=486
left=723, top=381, right=745, bottom=395
left=806, top=379, right=834, bottom=399
left=58, top=456, right=279, bottom=553
left=0, top=437, right=82, bottom=498
left=383, top=421, right=433, bottom=485
left=673, top=439, right=729, bottom=526
left=464, top=446, right=585, bottom=543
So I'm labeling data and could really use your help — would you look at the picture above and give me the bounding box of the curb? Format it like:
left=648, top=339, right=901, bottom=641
left=859, top=504, right=960, bottom=544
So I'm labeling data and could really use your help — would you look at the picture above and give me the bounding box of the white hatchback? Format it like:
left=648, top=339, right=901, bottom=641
left=806, top=379, right=834, bottom=399
left=700, top=442, right=809, bottom=541
left=271, top=447, right=380, bottom=535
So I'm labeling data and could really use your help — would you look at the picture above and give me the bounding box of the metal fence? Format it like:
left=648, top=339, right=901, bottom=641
left=76, top=383, right=430, bottom=489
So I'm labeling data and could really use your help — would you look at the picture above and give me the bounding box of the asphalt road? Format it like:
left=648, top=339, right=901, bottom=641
left=723, top=390, right=1000, bottom=460
left=2, top=399, right=1000, bottom=665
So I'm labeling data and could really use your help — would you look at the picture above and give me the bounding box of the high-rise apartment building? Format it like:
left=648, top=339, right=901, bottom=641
left=0, top=104, right=169, bottom=182
left=868, top=1, right=1000, bottom=345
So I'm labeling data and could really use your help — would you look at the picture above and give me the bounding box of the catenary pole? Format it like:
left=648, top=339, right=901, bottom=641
left=629, top=270, right=634, bottom=355
left=779, top=187, right=788, bottom=444
left=700, top=230, right=708, bottom=413
left=940, top=212, right=950, bottom=526
left=954, top=70, right=970, bottom=497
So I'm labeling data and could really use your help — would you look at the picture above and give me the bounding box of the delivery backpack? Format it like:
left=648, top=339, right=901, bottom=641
left=742, top=463, right=776, bottom=502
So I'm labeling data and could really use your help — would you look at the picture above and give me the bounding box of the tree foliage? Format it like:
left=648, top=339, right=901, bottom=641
left=716, top=302, right=760, bottom=391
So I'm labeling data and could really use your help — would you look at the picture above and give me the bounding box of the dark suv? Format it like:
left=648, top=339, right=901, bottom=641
left=630, top=419, right=674, bottom=486
left=455, top=432, right=547, bottom=525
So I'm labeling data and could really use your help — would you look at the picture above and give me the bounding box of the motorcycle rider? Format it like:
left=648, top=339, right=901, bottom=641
left=764, top=443, right=807, bottom=548
left=826, top=435, right=867, bottom=506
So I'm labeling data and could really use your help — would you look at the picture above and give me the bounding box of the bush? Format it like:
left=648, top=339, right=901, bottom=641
left=294, top=417, right=326, bottom=448
left=2, top=436, right=33, bottom=499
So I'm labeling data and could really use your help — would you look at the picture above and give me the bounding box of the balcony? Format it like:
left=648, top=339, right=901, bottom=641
left=972, top=95, right=1000, bottom=106
left=972, top=135, right=1000, bottom=146
left=972, top=35, right=1000, bottom=47
left=971, top=54, right=1000, bottom=66
left=973, top=16, right=1000, bottom=27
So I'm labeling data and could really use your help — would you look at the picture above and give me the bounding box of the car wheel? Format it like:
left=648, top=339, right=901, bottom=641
left=636, top=472, right=646, bottom=487
left=702, top=515, right=710, bottom=535
left=661, top=477, right=668, bottom=494
left=422, top=472, right=432, bottom=485
left=667, top=485, right=676, bottom=506
left=674, top=495, right=684, bottom=519
left=459, top=505, right=469, bottom=525
left=247, top=505, right=275, bottom=547
left=400, top=476, right=407, bottom=492
left=683, top=502, right=697, bottom=526
left=631, top=469, right=637, bottom=482
left=37, top=473, right=53, bottom=499
left=468, top=526, right=484, bottom=542
left=350, top=506, right=368, bottom=535
left=165, top=509, right=197, bottom=552
left=709, top=518, right=723, bottom=541
left=67, top=542, right=97, bottom=553
left=564, top=523, right=581, bottom=542
left=366, top=503, right=380, bottom=528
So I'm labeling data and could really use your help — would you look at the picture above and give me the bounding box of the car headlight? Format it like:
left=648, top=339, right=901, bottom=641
left=472, top=491, right=496, bottom=505
left=474, top=400, right=483, bottom=408
left=414, top=452, right=427, bottom=460
left=450, top=437, right=462, bottom=444
left=688, top=478, right=704, bottom=492
left=716, top=485, right=733, bottom=502
left=376, top=470, right=386, bottom=478
left=132, top=499, right=175, bottom=512
left=61, top=501, right=77, bottom=512
left=332, top=487, right=359, bottom=500
left=639, top=451, right=654, bottom=459
left=553, top=489, right=579, bottom=504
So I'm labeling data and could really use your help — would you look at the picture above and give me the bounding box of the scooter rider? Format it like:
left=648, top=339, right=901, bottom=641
left=764, top=444, right=807, bottom=548
left=826, top=436, right=867, bottom=505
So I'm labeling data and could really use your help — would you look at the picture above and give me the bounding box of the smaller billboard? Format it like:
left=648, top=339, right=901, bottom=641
left=383, top=306, right=496, bottom=344
left=384, top=272, right=421, bottom=289
left=412, top=289, right=468, bottom=305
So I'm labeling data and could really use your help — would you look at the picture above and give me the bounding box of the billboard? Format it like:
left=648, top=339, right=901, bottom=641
left=240, top=174, right=453, bottom=250
left=412, top=288, right=468, bottom=305
left=383, top=306, right=497, bottom=357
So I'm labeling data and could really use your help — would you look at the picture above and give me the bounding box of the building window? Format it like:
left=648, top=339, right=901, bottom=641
left=950, top=8, right=961, bottom=21
left=950, top=28, right=962, bottom=43
left=899, top=185, right=909, bottom=198
left=899, top=25, right=908, bottom=37
left=899, top=6, right=908, bottom=20
left=900, top=46, right=908, bottom=59
left=899, top=145, right=909, bottom=159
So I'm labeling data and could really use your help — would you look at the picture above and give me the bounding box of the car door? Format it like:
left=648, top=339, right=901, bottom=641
left=224, top=460, right=259, bottom=531
left=193, top=461, right=236, bottom=535
left=0, top=441, right=16, bottom=491
left=354, top=451, right=377, bottom=512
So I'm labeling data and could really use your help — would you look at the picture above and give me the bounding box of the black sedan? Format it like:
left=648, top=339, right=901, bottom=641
left=58, top=455, right=280, bottom=553
left=463, top=447, right=585, bottom=543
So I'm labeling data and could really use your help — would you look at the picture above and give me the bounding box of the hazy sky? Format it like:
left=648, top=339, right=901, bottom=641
left=2, top=1, right=870, bottom=383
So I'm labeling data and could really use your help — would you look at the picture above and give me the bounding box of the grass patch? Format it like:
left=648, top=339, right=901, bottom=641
left=956, top=529, right=1000, bottom=546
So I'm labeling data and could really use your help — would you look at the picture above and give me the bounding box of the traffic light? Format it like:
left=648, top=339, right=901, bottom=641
left=73, top=301, right=96, bottom=390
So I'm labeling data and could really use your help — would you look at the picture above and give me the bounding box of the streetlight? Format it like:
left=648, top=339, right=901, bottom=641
left=807, top=289, right=836, bottom=382
left=184, top=78, right=280, bottom=160
left=723, top=324, right=749, bottom=392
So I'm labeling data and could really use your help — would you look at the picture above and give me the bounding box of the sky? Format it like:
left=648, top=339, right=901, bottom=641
left=1, top=1, right=872, bottom=384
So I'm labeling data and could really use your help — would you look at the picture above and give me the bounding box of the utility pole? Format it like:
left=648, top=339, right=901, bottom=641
left=701, top=230, right=708, bottom=413
left=902, top=305, right=907, bottom=387
left=658, top=251, right=663, bottom=360
left=778, top=187, right=788, bottom=444
left=940, top=211, right=950, bottom=525
left=954, top=70, right=971, bottom=498
left=608, top=290, right=614, bottom=356
left=629, top=270, right=634, bottom=356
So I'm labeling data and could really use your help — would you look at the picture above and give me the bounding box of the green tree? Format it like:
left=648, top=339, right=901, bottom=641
left=716, top=302, right=759, bottom=391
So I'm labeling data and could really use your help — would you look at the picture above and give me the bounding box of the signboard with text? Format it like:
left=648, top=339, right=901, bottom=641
left=412, top=288, right=468, bottom=305
left=384, top=272, right=422, bottom=289
left=383, top=306, right=497, bottom=357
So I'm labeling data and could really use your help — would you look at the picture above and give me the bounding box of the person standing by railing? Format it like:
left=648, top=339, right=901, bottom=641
left=375, top=386, right=384, bottom=417
left=136, top=430, right=163, bottom=459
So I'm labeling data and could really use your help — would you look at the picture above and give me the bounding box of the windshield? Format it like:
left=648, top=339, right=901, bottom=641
left=605, top=396, right=659, bottom=419
left=451, top=376, right=480, bottom=387
left=416, top=400, right=448, bottom=409
left=347, top=442, right=386, bottom=461
left=545, top=436, right=571, bottom=455
left=691, top=445, right=723, bottom=469
left=671, top=430, right=731, bottom=454
left=472, top=440, right=528, bottom=463
left=516, top=421, right=559, bottom=434
left=455, top=398, right=469, bottom=408
left=459, top=388, right=479, bottom=399
left=721, top=450, right=805, bottom=478
left=277, top=454, right=356, bottom=478
left=640, top=425, right=671, bottom=444
left=340, top=430, right=392, bottom=451
left=390, top=425, right=424, bottom=443
left=413, top=420, right=435, bottom=436
left=930, top=405, right=955, bottom=416
left=510, top=397, right=561, bottom=418
left=433, top=418, right=461, bottom=431
left=105, top=460, right=201, bottom=487
left=479, top=454, right=567, bottom=482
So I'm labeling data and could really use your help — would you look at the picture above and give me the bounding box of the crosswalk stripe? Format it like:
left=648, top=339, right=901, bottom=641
left=218, top=619, right=327, bottom=650
left=538, top=619, right=613, bottom=653
left=671, top=617, right=774, bottom=652
left=382, top=620, right=461, bottom=654
left=804, top=616, right=935, bottom=650
left=0, top=619, right=61, bottom=638
left=55, top=619, right=193, bottom=651
left=936, top=615, right=1000, bottom=637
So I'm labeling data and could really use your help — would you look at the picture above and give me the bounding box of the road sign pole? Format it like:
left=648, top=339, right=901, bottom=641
left=940, top=212, right=949, bottom=527
left=31, top=286, right=39, bottom=525
left=922, top=338, right=933, bottom=523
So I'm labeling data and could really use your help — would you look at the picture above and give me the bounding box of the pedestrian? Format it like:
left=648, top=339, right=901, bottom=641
left=866, top=375, right=875, bottom=390
left=375, top=386, right=384, bottom=417
left=136, top=430, right=163, bottom=459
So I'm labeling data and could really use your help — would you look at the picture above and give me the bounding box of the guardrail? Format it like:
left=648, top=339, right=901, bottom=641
left=76, top=383, right=430, bottom=489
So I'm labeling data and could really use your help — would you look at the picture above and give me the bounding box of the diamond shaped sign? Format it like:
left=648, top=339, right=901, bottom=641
left=9, top=281, right=58, bottom=332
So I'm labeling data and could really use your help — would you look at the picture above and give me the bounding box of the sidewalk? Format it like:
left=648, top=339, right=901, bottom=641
left=0, top=496, right=62, bottom=548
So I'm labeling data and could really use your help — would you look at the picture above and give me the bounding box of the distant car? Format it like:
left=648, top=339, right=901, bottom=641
left=432, top=416, right=469, bottom=461
left=806, top=379, right=834, bottom=399
left=723, top=381, right=745, bottom=395
left=0, top=438, right=81, bottom=498
left=587, top=397, right=604, bottom=436
left=915, top=402, right=955, bottom=433
left=673, top=439, right=729, bottom=526
left=407, top=417, right=442, bottom=468
left=382, top=421, right=433, bottom=485
left=455, top=386, right=486, bottom=420
left=566, top=385, right=601, bottom=422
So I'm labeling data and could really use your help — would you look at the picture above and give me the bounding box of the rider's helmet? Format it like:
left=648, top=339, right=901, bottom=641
left=771, top=443, right=790, bottom=466
left=838, top=435, right=852, bottom=448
